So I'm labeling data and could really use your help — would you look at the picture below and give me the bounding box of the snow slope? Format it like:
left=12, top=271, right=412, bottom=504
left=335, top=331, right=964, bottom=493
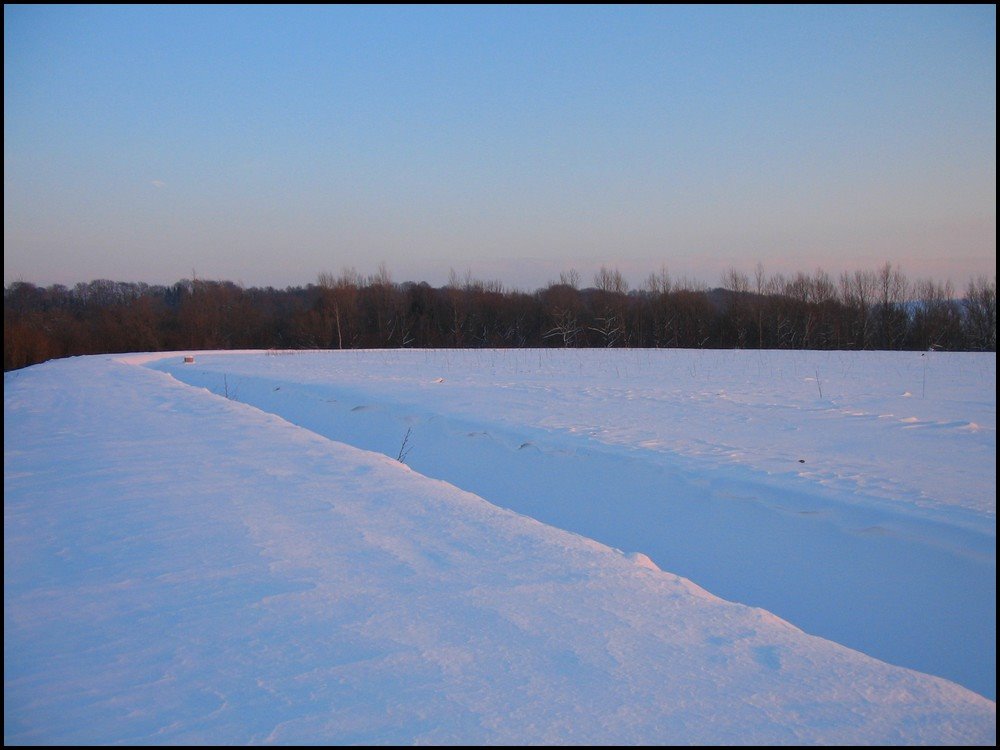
left=151, top=348, right=996, bottom=702
left=4, top=352, right=996, bottom=744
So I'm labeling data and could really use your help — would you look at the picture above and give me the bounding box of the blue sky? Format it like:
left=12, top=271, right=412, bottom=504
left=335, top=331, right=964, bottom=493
left=4, top=4, right=995, bottom=290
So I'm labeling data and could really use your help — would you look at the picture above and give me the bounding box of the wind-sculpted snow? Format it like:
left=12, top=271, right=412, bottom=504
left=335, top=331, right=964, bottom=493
left=149, top=348, right=996, bottom=702
left=4, top=352, right=996, bottom=744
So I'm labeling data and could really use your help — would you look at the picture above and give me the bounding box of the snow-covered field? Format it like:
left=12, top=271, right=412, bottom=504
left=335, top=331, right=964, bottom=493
left=5, top=349, right=996, bottom=744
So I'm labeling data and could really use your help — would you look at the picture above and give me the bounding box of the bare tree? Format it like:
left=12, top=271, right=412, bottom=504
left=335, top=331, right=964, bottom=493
left=839, top=269, right=879, bottom=349
left=362, top=262, right=403, bottom=346
left=594, top=265, right=628, bottom=295
left=544, top=307, right=583, bottom=347
left=592, top=266, right=629, bottom=346
left=963, top=276, right=997, bottom=351
left=317, top=267, right=361, bottom=349
left=558, top=269, right=581, bottom=290
left=539, top=276, right=585, bottom=347
left=875, top=262, right=909, bottom=349
left=721, top=267, right=751, bottom=347
left=912, top=278, right=961, bottom=350
left=644, top=264, right=673, bottom=296
left=642, top=265, right=673, bottom=347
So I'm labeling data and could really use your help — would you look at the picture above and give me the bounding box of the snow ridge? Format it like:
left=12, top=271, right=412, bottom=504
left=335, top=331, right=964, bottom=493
left=4, top=354, right=996, bottom=744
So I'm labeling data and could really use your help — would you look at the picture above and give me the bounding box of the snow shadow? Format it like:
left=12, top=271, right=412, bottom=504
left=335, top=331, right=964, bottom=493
left=157, top=362, right=996, bottom=701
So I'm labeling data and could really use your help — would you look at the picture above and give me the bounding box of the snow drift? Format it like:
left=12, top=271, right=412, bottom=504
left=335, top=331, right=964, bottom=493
left=4, top=352, right=996, bottom=744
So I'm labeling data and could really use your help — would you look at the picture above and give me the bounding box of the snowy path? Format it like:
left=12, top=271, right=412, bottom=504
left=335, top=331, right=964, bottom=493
left=152, top=348, right=996, bottom=701
left=5, top=353, right=996, bottom=744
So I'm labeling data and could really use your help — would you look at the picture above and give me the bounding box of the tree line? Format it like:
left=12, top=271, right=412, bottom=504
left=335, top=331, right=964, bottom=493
left=4, top=262, right=996, bottom=371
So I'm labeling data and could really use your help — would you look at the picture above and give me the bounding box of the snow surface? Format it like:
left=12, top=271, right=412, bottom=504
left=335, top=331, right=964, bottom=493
left=5, top=350, right=996, bottom=744
left=150, top=348, right=997, bottom=701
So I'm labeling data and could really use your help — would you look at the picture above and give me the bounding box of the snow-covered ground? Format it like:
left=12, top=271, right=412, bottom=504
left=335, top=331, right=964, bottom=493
left=150, top=348, right=997, bottom=699
left=5, top=349, right=996, bottom=744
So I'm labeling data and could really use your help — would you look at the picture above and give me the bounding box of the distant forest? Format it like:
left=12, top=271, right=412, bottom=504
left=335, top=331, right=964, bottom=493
left=4, top=262, right=996, bottom=371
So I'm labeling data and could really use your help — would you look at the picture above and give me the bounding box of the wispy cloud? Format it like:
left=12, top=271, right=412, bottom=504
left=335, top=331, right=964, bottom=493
left=150, top=180, right=166, bottom=189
